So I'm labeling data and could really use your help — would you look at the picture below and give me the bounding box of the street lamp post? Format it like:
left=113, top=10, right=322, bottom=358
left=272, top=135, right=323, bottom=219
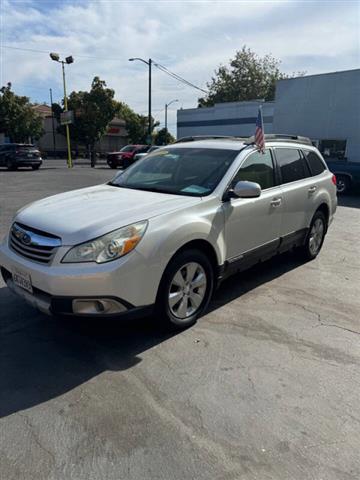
left=49, top=88, right=56, bottom=158
left=49, top=53, right=74, bottom=168
left=129, top=57, right=152, bottom=144
left=165, top=99, right=179, bottom=136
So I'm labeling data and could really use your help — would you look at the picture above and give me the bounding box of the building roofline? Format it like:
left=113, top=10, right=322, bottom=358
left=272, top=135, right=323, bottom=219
left=278, top=68, right=360, bottom=82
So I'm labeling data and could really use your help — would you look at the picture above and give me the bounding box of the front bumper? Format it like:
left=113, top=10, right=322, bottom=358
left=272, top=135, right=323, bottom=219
left=1, top=266, right=153, bottom=318
left=0, top=240, right=160, bottom=317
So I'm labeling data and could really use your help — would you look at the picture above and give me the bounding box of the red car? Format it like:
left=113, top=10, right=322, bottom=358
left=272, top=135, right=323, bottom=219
left=107, top=145, right=150, bottom=169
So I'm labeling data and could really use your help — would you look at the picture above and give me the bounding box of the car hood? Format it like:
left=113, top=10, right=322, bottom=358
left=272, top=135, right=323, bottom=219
left=15, top=184, right=201, bottom=245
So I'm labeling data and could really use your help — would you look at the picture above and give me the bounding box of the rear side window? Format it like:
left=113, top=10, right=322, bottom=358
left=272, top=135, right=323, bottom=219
left=303, top=150, right=326, bottom=176
left=233, top=149, right=275, bottom=190
left=275, top=148, right=311, bottom=184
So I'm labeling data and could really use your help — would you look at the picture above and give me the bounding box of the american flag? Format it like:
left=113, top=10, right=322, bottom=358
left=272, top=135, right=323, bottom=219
left=255, top=107, right=265, bottom=153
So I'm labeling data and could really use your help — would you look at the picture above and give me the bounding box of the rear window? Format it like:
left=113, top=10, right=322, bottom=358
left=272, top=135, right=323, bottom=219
left=16, top=145, right=37, bottom=152
left=120, top=145, right=137, bottom=152
left=275, top=148, right=311, bottom=184
left=303, top=150, right=326, bottom=176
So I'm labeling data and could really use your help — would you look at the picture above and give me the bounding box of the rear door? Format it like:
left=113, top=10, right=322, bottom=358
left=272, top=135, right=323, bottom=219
left=273, top=147, right=316, bottom=244
left=223, top=148, right=283, bottom=262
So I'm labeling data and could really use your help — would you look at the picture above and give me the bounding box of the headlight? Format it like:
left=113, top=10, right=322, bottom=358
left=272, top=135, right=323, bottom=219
left=62, top=221, right=148, bottom=264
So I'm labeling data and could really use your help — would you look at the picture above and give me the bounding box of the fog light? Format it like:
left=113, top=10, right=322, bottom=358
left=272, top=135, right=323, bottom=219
left=72, top=298, right=127, bottom=315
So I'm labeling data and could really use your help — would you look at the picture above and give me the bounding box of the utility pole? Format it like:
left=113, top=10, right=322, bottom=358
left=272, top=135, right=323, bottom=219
left=148, top=58, right=152, bottom=144
left=49, top=88, right=56, bottom=158
left=129, top=57, right=153, bottom=144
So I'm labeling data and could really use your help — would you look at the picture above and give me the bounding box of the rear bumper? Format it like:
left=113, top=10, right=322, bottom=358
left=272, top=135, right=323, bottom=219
left=15, top=159, right=42, bottom=167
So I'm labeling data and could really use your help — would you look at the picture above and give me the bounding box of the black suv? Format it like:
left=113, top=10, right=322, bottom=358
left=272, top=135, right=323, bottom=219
left=0, top=144, right=42, bottom=170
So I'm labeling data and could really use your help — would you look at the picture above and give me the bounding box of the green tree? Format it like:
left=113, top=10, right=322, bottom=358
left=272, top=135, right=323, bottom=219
left=198, top=46, right=304, bottom=107
left=54, top=77, right=120, bottom=165
left=0, top=83, right=43, bottom=142
left=117, top=102, right=159, bottom=144
left=154, top=128, right=175, bottom=145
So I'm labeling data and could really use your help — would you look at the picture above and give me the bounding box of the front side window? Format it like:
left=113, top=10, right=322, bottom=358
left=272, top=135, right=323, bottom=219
left=110, top=147, right=239, bottom=197
left=303, top=150, right=326, bottom=176
left=232, top=149, right=275, bottom=190
left=275, top=148, right=311, bottom=184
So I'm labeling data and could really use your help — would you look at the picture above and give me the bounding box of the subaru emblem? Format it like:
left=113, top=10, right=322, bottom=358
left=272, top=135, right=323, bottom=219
left=22, top=233, right=32, bottom=245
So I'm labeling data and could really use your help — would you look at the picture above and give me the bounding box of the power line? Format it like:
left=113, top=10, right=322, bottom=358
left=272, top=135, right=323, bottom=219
left=1, top=44, right=209, bottom=95
left=153, top=62, right=208, bottom=94
left=0, top=45, right=126, bottom=62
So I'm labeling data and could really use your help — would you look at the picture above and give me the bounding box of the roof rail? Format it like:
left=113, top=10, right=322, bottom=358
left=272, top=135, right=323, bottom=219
left=245, top=134, right=312, bottom=146
left=174, top=135, right=245, bottom=143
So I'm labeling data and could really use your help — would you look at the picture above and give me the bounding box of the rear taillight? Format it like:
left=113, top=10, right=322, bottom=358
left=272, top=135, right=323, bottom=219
left=331, top=174, right=337, bottom=186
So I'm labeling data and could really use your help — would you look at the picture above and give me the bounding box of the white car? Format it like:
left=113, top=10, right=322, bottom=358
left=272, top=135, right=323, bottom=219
left=133, top=145, right=161, bottom=161
left=0, top=135, right=337, bottom=329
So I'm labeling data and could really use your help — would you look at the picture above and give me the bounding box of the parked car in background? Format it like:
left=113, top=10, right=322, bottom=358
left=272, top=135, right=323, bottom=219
left=325, top=160, right=360, bottom=194
left=0, top=144, right=42, bottom=170
left=133, top=145, right=162, bottom=161
left=107, top=145, right=150, bottom=169
left=0, top=135, right=337, bottom=329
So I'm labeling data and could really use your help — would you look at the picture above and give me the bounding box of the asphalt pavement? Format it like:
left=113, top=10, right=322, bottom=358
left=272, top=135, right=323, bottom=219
left=1, top=160, right=360, bottom=480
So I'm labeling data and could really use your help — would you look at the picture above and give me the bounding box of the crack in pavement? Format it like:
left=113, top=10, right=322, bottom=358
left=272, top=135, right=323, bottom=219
left=17, top=412, right=56, bottom=465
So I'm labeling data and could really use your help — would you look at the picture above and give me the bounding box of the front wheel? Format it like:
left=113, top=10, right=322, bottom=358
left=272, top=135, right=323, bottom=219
left=31, top=165, right=40, bottom=170
left=299, top=211, right=327, bottom=261
left=156, top=249, right=214, bottom=329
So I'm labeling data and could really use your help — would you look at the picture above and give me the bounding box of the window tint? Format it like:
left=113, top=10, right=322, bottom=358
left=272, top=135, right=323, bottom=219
left=303, top=150, right=326, bottom=176
left=233, top=149, right=275, bottom=190
left=275, top=148, right=311, bottom=184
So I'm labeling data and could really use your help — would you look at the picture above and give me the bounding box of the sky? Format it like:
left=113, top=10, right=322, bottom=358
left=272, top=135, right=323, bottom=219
left=1, top=0, right=359, bottom=135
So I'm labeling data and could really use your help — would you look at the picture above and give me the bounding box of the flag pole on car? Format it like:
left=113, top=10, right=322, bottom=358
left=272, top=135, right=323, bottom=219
left=255, top=105, right=265, bottom=153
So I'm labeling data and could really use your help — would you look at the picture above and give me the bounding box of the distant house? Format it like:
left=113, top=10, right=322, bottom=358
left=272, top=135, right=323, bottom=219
left=32, top=104, right=129, bottom=156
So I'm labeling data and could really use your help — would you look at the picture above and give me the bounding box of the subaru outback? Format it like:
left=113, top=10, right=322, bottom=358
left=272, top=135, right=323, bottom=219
left=0, top=135, right=337, bottom=329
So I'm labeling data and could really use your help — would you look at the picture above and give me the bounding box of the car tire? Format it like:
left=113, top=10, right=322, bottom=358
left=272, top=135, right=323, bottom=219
left=109, top=163, right=117, bottom=169
left=336, top=175, right=350, bottom=195
left=299, top=210, right=327, bottom=261
left=6, top=160, right=16, bottom=171
left=31, top=165, right=40, bottom=170
left=155, top=249, right=214, bottom=330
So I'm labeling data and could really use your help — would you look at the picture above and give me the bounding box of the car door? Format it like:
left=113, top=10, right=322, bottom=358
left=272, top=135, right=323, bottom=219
left=273, top=147, right=316, bottom=244
left=223, top=148, right=283, bottom=265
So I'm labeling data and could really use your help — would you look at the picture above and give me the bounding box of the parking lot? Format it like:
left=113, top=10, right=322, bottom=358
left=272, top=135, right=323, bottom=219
left=1, top=160, right=360, bottom=480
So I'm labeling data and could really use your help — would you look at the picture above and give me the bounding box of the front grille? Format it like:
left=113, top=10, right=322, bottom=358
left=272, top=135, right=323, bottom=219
left=9, top=223, right=61, bottom=265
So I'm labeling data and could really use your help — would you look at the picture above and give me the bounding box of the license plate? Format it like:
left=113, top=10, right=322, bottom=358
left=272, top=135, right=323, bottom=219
left=27, top=153, right=33, bottom=158
left=13, top=268, right=33, bottom=294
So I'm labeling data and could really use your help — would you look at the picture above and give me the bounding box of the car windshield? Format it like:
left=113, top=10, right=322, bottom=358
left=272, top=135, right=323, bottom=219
left=109, top=147, right=239, bottom=196
left=120, top=145, right=137, bottom=152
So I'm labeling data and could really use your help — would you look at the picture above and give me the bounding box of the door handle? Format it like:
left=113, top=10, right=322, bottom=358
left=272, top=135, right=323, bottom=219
left=270, top=198, right=282, bottom=207
left=308, top=186, right=317, bottom=194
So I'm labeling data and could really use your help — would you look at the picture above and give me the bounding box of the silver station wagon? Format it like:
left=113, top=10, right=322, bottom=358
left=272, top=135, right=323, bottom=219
left=0, top=134, right=337, bottom=329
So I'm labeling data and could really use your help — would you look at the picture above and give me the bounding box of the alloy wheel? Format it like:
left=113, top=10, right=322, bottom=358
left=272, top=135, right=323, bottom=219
left=308, top=218, right=325, bottom=256
left=168, top=262, right=207, bottom=320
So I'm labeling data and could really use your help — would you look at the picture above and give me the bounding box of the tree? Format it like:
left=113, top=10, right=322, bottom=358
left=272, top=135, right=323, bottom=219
left=154, top=128, right=175, bottom=145
left=117, top=102, right=159, bottom=144
left=198, top=46, right=304, bottom=107
left=0, top=83, right=43, bottom=142
left=53, top=77, right=119, bottom=165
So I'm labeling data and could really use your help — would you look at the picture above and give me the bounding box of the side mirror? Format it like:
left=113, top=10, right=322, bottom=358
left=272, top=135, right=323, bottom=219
left=231, top=180, right=261, bottom=199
